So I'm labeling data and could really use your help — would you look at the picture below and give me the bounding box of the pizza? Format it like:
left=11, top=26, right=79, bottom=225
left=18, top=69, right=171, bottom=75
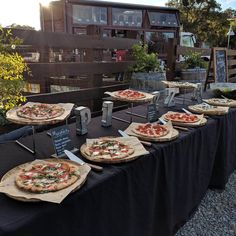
left=164, top=112, right=200, bottom=123
left=114, top=89, right=146, bottom=100
left=163, top=81, right=197, bottom=88
left=132, top=123, right=169, bottom=138
left=15, top=161, right=80, bottom=193
left=16, top=103, right=65, bottom=120
left=84, top=139, right=135, bottom=160
left=204, top=98, right=236, bottom=107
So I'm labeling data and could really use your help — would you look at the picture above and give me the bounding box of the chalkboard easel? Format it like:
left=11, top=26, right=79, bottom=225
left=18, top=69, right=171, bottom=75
left=204, top=47, right=228, bottom=91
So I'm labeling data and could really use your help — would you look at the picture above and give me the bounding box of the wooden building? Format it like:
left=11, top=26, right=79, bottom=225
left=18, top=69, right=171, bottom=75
left=40, top=0, right=180, bottom=58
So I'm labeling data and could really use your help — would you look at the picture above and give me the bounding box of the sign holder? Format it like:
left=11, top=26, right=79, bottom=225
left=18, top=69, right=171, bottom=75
left=164, top=88, right=179, bottom=107
left=50, top=125, right=78, bottom=158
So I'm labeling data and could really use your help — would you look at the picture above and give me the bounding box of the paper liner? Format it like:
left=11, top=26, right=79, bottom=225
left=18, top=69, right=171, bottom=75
left=80, top=137, right=149, bottom=164
left=188, top=104, right=229, bottom=116
left=0, top=159, right=91, bottom=204
left=6, top=102, right=74, bottom=125
left=161, top=112, right=207, bottom=127
left=203, top=98, right=236, bottom=108
left=104, top=90, right=155, bottom=103
left=162, top=81, right=198, bottom=89
left=124, top=121, right=179, bottom=142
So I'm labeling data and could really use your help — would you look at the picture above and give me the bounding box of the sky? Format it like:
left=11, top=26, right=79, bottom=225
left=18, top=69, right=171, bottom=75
left=0, top=0, right=235, bottom=30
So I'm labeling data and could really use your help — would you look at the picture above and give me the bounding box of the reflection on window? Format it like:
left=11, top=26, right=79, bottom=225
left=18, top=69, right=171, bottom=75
left=148, top=12, right=178, bottom=27
left=146, top=32, right=174, bottom=53
left=72, top=5, right=107, bottom=25
left=112, top=8, right=142, bottom=27
left=181, top=36, right=194, bottom=47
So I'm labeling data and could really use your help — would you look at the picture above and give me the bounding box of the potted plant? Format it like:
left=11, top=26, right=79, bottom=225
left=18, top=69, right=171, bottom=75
left=0, top=26, right=29, bottom=130
left=130, top=43, right=166, bottom=92
left=180, top=51, right=208, bottom=83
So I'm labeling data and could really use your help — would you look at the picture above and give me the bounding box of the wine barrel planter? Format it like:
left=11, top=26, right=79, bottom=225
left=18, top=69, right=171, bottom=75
left=131, top=72, right=166, bottom=92
left=180, top=68, right=207, bottom=83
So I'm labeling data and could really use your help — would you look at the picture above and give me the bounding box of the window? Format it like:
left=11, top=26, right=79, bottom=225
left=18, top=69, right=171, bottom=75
left=112, top=8, right=142, bottom=27
left=148, top=12, right=178, bottom=27
left=146, top=31, right=175, bottom=53
left=72, top=5, right=107, bottom=25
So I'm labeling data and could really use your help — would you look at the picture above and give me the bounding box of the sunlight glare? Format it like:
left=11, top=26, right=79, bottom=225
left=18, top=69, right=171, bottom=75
left=39, top=0, right=52, bottom=7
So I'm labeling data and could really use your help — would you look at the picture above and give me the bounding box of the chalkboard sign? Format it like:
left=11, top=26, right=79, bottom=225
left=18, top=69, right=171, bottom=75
left=51, top=125, right=74, bottom=156
left=147, top=104, right=158, bottom=123
left=214, top=48, right=228, bottom=83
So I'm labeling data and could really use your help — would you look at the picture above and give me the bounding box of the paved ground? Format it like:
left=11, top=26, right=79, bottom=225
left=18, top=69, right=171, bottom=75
left=176, top=170, right=236, bottom=236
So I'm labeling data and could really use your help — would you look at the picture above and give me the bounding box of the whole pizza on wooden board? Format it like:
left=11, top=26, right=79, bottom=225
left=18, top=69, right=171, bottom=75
left=164, top=112, right=200, bottom=123
left=203, top=98, right=236, bottom=107
left=132, top=123, right=169, bottom=138
left=15, top=161, right=80, bottom=193
left=163, top=81, right=197, bottom=89
left=114, top=89, right=146, bottom=100
left=188, top=103, right=229, bottom=115
left=82, top=138, right=135, bottom=161
left=16, top=103, right=65, bottom=120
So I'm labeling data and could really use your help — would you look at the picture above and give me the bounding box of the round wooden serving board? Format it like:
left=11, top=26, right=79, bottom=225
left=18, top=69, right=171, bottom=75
left=203, top=99, right=236, bottom=108
left=162, top=116, right=207, bottom=127
left=6, top=103, right=73, bottom=126
left=80, top=144, right=141, bottom=164
left=0, top=159, right=89, bottom=202
left=133, top=128, right=179, bottom=142
left=188, top=105, right=229, bottom=116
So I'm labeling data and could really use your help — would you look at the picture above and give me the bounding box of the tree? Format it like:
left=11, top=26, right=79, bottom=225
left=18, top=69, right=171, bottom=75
left=0, top=26, right=29, bottom=125
left=7, top=24, right=35, bottom=30
left=166, top=0, right=235, bottom=47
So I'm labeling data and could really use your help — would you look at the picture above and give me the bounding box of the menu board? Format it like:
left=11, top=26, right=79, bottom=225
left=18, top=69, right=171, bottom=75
left=147, top=104, right=158, bottom=123
left=214, top=48, right=228, bottom=83
left=51, top=125, right=73, bottom=156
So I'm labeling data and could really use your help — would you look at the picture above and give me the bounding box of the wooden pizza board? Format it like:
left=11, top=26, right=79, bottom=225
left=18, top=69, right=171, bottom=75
left=80, top=137, right=149, bottom=164
left=203, top=98, right=236, bottom=108
left=161, top=112, right=207, bottom=127
left=124, top=122, right=179, bottom=142
left=0, top=159, right=91, bottom=203
left=6, top=102, right=74, bottom=126
left=188, top=104, right=229, bottom=116
left=162, top=81, right=198, bottom=89
left=104, top=90, right=155, bottom=103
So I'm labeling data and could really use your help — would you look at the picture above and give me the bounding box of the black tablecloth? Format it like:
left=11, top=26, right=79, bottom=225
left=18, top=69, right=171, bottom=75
left=0, top=97, right=235, bottom=236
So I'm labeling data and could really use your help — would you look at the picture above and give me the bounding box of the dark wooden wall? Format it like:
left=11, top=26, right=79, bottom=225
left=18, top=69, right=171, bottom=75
left=227, top=49, right=236, bottom=82
left=9, top=28, right=138, bottom=112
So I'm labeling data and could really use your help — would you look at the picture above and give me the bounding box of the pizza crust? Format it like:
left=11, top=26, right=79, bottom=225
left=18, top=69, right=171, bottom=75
left=114, top=89, right=146, bottom=100
left=83, top=139, right=135, bottom=161
left=132, top=123, right=169, bottom=138
left=164, top=112, right=200, bottom=123
left=203, top=98, right=236, bottom=107
left=16, top=103, right=65, bottom=120
left=15, top=161, right=80, bottom=193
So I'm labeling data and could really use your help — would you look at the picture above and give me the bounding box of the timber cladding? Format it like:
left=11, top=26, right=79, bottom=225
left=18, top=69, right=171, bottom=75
left=6, top=28, right=138, bottom=112
left=227, top=49, right=236, bottom=82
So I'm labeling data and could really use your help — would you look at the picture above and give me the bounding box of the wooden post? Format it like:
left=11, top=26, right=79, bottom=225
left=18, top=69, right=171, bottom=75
left=166, top=38, right=177, bottom=81
left=85, top=25, right=104, bottom=111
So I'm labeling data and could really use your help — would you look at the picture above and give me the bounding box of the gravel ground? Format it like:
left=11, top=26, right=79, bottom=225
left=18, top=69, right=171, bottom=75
left=176, top=170, right=236, bottom=236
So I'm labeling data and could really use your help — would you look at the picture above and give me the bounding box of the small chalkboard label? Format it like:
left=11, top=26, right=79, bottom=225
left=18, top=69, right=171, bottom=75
left=51, top=125, right=73, bottom=156
left=147, top=104, right=158, bottom=123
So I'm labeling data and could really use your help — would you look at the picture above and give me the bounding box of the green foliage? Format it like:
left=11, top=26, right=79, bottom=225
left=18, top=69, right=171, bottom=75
left=181, top=51, right=208, bottom=69
left=166, top=0, right=236, bottom=47
left=8, top=23, right=35, bottom=30
left=0, top=27, right=23, bottom=53
left=0, top=109, right=9, bottom=126
left=0, top=26, right=29, bottom=125
left=131, top=44, right=162, bottom=73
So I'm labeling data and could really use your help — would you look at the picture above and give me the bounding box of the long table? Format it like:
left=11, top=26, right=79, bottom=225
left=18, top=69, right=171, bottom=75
left=0, top=100, right=236, bottom=236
